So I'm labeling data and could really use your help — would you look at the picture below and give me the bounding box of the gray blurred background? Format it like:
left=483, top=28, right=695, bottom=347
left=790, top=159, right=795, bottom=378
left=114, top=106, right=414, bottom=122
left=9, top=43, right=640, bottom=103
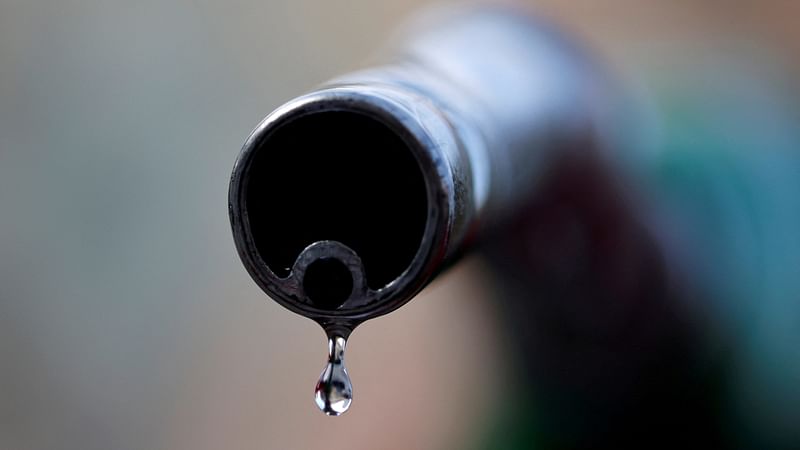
left=1, top=1, right=798, bottom=449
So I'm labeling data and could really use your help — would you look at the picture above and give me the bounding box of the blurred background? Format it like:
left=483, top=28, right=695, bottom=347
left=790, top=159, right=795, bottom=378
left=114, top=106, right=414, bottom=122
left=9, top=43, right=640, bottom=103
left=1, top=1, right=798, bottom=449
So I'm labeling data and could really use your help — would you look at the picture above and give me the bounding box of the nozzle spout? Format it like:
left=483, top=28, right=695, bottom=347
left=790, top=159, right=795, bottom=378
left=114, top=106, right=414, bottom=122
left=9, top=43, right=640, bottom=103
left=229, top=7, right=609, bottom=331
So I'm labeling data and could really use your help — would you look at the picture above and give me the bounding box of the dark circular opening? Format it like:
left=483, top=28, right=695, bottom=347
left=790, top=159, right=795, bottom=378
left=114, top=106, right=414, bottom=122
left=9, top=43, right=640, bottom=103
left=303, top=258, right=354, bottom=310
left=244, top=110, right=428, bottom=290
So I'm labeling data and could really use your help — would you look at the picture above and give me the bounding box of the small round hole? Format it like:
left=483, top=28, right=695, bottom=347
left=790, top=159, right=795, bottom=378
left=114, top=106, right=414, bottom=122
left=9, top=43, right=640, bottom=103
left=302, top=258, right=354, bottom=310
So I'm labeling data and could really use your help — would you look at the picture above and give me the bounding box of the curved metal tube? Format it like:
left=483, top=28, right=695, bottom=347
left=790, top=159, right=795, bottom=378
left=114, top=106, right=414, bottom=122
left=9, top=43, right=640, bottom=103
left=229, top=6, right=612, bottom=335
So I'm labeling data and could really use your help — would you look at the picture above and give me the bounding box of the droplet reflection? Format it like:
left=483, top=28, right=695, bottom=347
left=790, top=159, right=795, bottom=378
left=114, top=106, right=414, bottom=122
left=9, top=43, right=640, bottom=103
left=314, top=335, right=352, bottom=416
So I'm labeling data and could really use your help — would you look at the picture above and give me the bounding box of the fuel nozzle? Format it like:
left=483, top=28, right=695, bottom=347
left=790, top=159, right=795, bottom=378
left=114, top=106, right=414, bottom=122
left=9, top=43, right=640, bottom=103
left=228, top=6, right=616, bottom=414
left=229, top=87, right=458, bottom=336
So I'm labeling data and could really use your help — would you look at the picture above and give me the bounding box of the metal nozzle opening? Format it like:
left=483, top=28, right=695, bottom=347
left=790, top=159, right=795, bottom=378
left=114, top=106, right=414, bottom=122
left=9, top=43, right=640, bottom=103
left=302, top=258, right=353, bottom=310
left=243, top=110, right=428, bottom=292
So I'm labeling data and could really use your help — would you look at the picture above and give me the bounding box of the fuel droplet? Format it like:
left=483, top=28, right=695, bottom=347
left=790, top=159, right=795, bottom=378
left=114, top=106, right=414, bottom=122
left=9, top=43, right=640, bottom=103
left=314, top=335, right=352, bottom=416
